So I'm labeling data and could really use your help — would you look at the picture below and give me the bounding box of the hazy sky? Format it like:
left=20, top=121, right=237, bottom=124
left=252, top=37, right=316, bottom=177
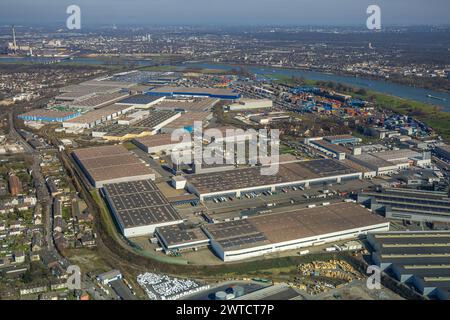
left=0, top=0, right=449, bottom=26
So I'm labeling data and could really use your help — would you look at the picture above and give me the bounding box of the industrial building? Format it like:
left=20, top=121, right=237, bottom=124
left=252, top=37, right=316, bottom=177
left=358, top=188, right=450, bottom=223
left=155, top=224, right=210, bottom=253
left=323, top=135, right=362, bottom=145
left=91, top=110, right=181, bottom=141
left=186, top=159, right=362, bottom=201
left=133, top=133, right=192, bottom=155
left=160, top=111, right=213, bottom=134
left=62, top=104, right=134, bottom=130
left=154, top=98, right=219, bottom=113
left=147, top=86, right=241, bottom=100
left=309, top=140, right=350, bottom=160
left=68, top=92, right=130, bottom=110
left=435, top=144, right=450, bottom=162
left=19, top=109, right=81, bottom=123
left=368, top=231, right=450, bottom=300
left=102, top=179, right=183, bottom=237
left=92, top=111, right=181, bottom=141
left=116, top=94, right=165, bottom=108
left=97, top=270, right=122, bottom=285
left=347, top=149, right=430, bottom=176
left=227, top=98, right=273, bottom=111
left=202, top=202, right=389, bottom=262
left=72, top=145, right=155, bottom=188
left=249, top=112, right=290, bottom=125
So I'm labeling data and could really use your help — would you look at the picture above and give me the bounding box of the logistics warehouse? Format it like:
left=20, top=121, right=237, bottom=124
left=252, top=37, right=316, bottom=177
left=201, top=202, right=389, bottom=262
left=147, top=86, right=241, bottom=100
left=185, top=159, right=362, bottom=201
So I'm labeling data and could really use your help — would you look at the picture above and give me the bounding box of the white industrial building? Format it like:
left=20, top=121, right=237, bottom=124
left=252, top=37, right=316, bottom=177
left=202, top=202, right=389, bottom=262
left=133, top=133, right=193, bottom=155
left=227, top=98, right=273, bottom=111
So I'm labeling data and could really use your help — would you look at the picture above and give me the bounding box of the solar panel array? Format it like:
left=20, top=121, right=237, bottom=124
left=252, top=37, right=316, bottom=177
left=204, top=219, right=270, bottom=250
left=156, top=224, right=208, bottom=246
left=103, top=180, right=182, bottom=229
left=187, top=159, right=357, bottom=194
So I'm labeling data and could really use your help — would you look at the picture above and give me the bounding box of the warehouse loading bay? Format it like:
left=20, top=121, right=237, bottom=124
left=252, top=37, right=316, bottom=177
left=131, top=177, right=385, bottom=265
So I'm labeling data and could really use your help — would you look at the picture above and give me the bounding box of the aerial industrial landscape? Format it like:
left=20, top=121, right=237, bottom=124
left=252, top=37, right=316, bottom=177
left=0, top=0, right=449, bottom=307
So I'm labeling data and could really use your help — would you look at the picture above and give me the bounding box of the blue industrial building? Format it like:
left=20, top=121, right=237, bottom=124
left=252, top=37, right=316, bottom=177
left=19, top=110, right=81, bottom=123
left=324, top=135, right=362, bottom=145
left=146, top=86, right=241, bottom=100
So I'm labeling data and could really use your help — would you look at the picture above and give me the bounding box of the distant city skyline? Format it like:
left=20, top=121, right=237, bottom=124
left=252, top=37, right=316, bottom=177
left=0, top=0, right=449, bottom=27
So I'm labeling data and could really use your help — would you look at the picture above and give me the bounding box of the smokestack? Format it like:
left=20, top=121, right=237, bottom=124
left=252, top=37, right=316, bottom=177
left=12, top=25, right=17, bottom=52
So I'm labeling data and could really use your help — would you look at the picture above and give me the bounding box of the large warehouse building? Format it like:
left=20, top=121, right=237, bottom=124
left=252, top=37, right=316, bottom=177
left=202, top=202, right=389, bottom=262
left=102, top=179, right=184, bottom=237
left=72, top=145, right=155, bottom=188
left=368, top=231, right=450, bottom=300
left=19, top=109, right=81, bottom=123
left=186, top=159, right=362, bottom=201
left=133, top=133, right=192, bottom=154
left=91, top=110, right=181, bottom=141
left=62, top=104, right=134, bottom=130
left=147, top=86, right=241, bottom=100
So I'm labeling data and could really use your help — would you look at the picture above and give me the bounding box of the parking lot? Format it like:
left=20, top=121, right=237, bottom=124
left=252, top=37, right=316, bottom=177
left=176, top=178, right=379, bottom=222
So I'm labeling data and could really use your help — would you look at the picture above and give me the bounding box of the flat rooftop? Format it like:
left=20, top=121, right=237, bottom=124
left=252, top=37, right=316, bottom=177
left=72, top=145, right=154, bottom=185
left=351, top=153, right=395, bottom=169
left=152, top=86, right=237, bottom=96
left=203, top=202, right=387, bottom=251
left=64, top=104, right=131, bottom=124
left=94, top=110, right=179, bottom=137
left=133, top=133, right=191, bottom=149
left=156, top=224, right=208, bottom=247
left=187, top=159, right=358, bottom=194
left=19, top=109, right=79, bottom=119
left=154, top=98, right=218, bottom=112
left=103, top=179, right=182, bottom=229
left=311, top=139, right=350, bottom=154
left=324, top=134, right=359, bottom=142
left=164, top=111, right=212, bottom=129
left=69, top=92, right=129, bottom=109
left=118, top=94, right=162, bottom=105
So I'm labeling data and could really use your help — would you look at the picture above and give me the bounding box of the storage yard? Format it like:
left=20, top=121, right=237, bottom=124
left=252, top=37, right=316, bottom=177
left=137, top=273, right=209, bottom=300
